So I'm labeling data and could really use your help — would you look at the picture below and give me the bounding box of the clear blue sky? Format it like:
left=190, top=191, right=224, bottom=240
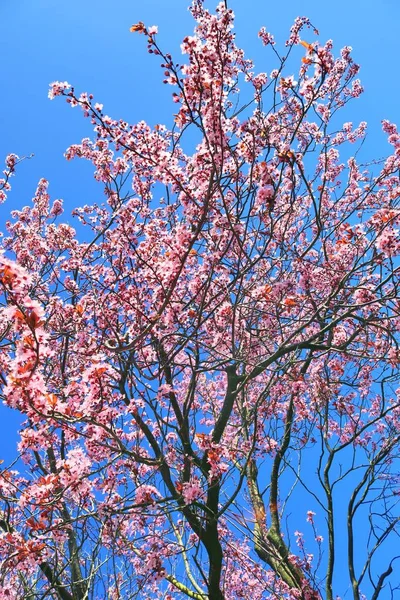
left=1, top=0, right=399, bottom=224
left=1, top=0, right=399, bottom=511
left=1, top=0, right=399, bottom=501
left=0, top=1, right=399, bottom=595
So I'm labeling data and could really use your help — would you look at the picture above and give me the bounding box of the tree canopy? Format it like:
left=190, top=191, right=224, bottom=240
left=0, top=2, right=399, bottom=599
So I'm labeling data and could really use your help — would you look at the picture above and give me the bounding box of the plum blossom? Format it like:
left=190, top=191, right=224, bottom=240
left=48, top=80, right=71, bottom=99
left=0, top=3, right=399, bottom=598
left=182, top=479, right=204, bottom=505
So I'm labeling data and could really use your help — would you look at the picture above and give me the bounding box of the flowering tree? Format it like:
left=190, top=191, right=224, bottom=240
left=1, top=2, right=400, bottom=599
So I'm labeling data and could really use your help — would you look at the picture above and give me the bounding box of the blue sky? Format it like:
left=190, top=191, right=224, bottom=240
left=1, top=0, right=399, bottom=506
left=0, top=1, right=399, bottom=595
left=1, top=0, right=399, bottom=512
left=1, top=0, right=399, bottom=223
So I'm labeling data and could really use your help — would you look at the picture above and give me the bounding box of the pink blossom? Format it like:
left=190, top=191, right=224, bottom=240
left=306, top=510, right=316, bottom=523
left=48, top=80, right=71, bottom=99
left=182, top=480, right=204, bottom=505
left=258, top=27, right=275, bottom=46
